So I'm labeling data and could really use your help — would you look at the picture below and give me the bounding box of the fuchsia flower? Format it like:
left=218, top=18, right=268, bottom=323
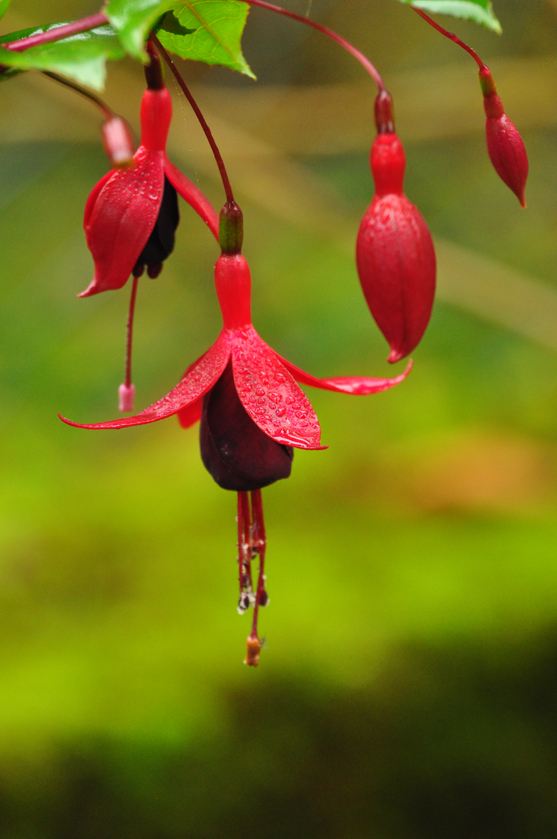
left=80, top=44, right=218, bottom=298
left=356, top=91, right=436, bottom=363
left=61, top=201, right=410, bottom=665
left=480, top=67, right=528, bottom=208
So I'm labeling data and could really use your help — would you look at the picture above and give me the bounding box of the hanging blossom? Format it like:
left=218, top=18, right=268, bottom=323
left=81, top=42, right=219, bottom=413
left=60, top=202, right=410, bottom=666
left=356, top=91, right=436, bottom=363
left=80, top=41, right=218, bottom=299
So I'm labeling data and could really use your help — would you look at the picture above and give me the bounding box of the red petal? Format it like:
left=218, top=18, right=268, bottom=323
left=83, top=170, right=114, bottom=229
left=278, top=355, right=412, bottom=394
left=231, top=327, right=323, bottom=450
left=59, top=332, right=231, bottom=430
left=164, top=158, right=219, bottom=241
left=80, top=147, right=164, bottom=297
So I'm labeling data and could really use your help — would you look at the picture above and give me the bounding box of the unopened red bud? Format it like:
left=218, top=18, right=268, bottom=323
left=480, top=68, right=528, bottom=207
left=101, top=116, right=135, bottom=169
left=356, top=125, right=436, bottom=363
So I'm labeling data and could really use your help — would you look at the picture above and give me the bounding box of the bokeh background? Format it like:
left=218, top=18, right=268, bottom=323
left=1, top=0, right=557, bottom=835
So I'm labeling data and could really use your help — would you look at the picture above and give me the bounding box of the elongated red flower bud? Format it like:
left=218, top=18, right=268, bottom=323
left=480, top=68, right=528, bottom=207
left=356, top=94, right=436, bottom=362
left=101, top=115, right=135, bottom=169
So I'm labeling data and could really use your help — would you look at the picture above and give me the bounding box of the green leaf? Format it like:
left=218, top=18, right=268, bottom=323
left=106, top=0, right=177, bottom=59
left=0, top=23, right=125, bottom=91
left=154, top=10, right=196, bottom=37
left=0, top=0, right=11, bottom=20
left=157, top=0, right=255, bottom=78
left=398, top=0, right=502, bottom=33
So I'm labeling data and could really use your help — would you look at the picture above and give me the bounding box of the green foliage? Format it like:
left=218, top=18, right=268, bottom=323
left=106, top=0, right=177, bottom=60
left=154, top=10, right=196, bottom=37
left=0, top=24, right=125, bottom=90
left=397, top=0, right=502, bottom=33
left=158, top=0, right=255, bottom=78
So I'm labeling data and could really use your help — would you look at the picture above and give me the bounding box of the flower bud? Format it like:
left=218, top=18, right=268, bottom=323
left=356, top=120, right=436, bottom=362
left=480, top=68, right=528, bottom=208
left=200, top=361, right=293, bottom=492
left=101, top=116, right=135, bottom=169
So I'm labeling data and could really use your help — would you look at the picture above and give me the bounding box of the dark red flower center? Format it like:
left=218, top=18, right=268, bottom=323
left=200, top=360, right=293, bottom=492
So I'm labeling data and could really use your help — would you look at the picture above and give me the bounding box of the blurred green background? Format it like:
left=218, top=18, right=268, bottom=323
left=1, top=0, right=557, bottom=836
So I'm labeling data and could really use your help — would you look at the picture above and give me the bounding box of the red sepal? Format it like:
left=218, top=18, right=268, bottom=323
left=279, top=356, right=413, bottom=394
left=59, top=332, right=231, bottom=430
left=81, top=148, right=165, bottom=297
left=231, top=327, right=323, bottom=450
left=164, top=158, right=219, bottom=240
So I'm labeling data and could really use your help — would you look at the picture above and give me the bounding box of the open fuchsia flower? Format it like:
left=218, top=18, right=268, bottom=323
left=356, top=91, right=437, bottom=363
left=80, top=42, right=218, bottom=299
left=61, top=201, right=411, bottom=666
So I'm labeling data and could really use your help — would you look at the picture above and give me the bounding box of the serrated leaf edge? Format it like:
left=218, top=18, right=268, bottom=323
left=178, top=0, right=254, bottom=74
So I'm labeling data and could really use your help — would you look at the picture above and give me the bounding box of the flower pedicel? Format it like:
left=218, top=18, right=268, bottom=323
left=60, top=201, right=411, bottom=666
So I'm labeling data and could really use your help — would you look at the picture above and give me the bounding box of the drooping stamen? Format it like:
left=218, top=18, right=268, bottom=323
left=119, top=275, right=139, bottom=413
left=150, top=33, right=236, bottom=204
left=245, top=489, right=267, bottom=667
left=237, top=491, right=254, bottom=614
left=245, top=0, right=385, bottom=91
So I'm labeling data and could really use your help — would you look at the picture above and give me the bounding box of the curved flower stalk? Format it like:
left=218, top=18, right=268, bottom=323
left=61, top=202, right=410, bottom=665
left=81, top=43, right=219, bottom=298
left=413, top=8, right=528, bottom=207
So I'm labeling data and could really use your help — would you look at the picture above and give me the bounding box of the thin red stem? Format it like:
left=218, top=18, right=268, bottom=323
left=43, top=71, right=113, bottom=119
left=412, top=7, right=487, bottom=71
left=3, top=12, right=108, bottom=52
left=150, top=33, right=235, bottom=203
left=124, top=276, right=139, bottom=389
left=247, top=0, right=385, bottom=91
